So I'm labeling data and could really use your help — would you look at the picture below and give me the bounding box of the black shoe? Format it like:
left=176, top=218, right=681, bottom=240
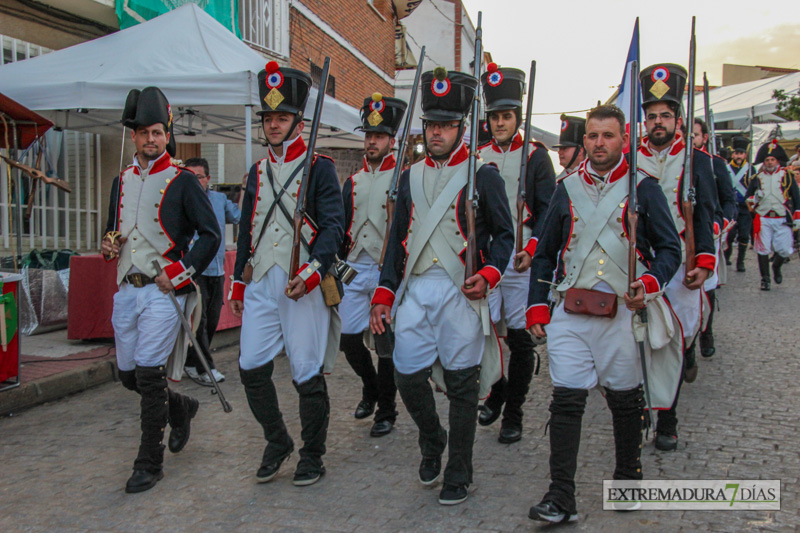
left=773, top=258, right=785, bottom=284
left=354, top=399, right=376, bottom=420
left=700, top=332, right=715, bottom=358
left=438, top=483, right=468, bottom=505
left=761, top=278, right=771, bottom=291
left=125, top=469, right=164, bottom=493
left=256, top=448, right=293, bottom=483
left=655, top=433, right=678, bottom=451
left=168, top=397, right=199, bottom=453
left=683, top=362, right=698, bottom=383
left=528, top=500, right=578, bottom=523
left=369, top=419, right=394, bottom=438
left=292, top=464, right=326, bottom=487
left=418, top=456, right=441, bottom=485
left=478, top=404, right=501, bottom=427
left=498, top=425, right=522, bottom=444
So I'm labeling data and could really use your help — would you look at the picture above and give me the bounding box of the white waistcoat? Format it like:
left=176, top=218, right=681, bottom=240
left=478, top=143, right=534, bottom=242
left=754, top=169, right=789, bottom=217
left=639, top=148, right=686, bottom=258
left=116, top=164, right=180, bottom=285
left=348, top=166, right=393, bottom=263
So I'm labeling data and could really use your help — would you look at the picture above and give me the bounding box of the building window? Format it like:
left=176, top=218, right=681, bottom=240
left=239, top=0, right=290, bottom=58
left=310, top=62, right=336, bottom=98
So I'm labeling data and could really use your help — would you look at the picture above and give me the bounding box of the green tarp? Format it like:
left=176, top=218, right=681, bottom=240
left=116, top=0, right=240, bottom=37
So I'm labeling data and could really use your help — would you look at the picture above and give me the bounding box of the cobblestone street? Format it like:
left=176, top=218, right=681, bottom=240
left=1, top=253, right=798, bottom=532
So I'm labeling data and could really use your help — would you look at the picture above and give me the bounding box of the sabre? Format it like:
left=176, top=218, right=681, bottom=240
left=152, top=261, right=232, bottom=413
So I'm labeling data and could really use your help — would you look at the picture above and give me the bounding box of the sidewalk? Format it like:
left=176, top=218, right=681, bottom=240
left=0, top=327, right=240, bottom=416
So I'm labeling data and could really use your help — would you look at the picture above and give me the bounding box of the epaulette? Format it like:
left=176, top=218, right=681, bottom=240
left=314, top=153, right=335, bottom=163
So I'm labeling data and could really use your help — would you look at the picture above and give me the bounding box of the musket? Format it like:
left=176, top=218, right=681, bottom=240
left=702, top=72, right=717, bottom=158
left=627, top=60, right=656, bottom=433
left=151, top=261, right=233, bottom=413
left=748, top=106, right=755, bottom=182
left=289, top=56, right=331, bottom=279
left=464, top=11, right=483, bottom=286
left=379, top=46, right=425, bottom=269
left=515, top=60, right=536, bottom=271
left=682, top=16, right=698, bottom=283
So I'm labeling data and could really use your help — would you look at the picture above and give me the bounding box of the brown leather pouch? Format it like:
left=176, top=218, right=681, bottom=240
left=563, top=288, right=618, bottom=318
left=320, top=273, right=343, bottom=307
left=242, top=263, right=253, bottom=284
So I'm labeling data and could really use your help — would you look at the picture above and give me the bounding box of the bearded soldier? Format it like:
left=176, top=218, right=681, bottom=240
left=637, top=64, right=718, bottom=451
left=230, top=62, right=344, bottom=487
left=526, top=105, right=681, bottom=523
left=553, top=115, right=587, bottom=180
left=725, top=136, right=755, bottom=271
left=102, top=87, right=221, bottom=493
left=339, top=93, right=407, bottom=438
left=746, top=141, right=800, bottom=290
left=370, top=68, right=514, bottom=505
left=476, top=63, right=556, bottom=444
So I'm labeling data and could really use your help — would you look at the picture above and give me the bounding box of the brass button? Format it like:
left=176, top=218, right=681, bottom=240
left=363, top=234, right=367, bottom=239
left=619, top=202, right=625, bottom=208
left=352, top=181, right=357, bottom=186
left=120, top=192, right=125, bottom=197
left=306, top=268, right=312, bottom=273
left=132, top=249, right=136, bottom=253
left=119, top=219, right=123, bottom=223
left=132, top=237, right=137, bottom=241
left=617, top=217, right=622, bottom=222
left=451, top=205, right=456, bottom=209
left=620, top=232, right=626, bottom=237
left=274, top=242, right=278, bottom=246
left=408, top=229, right=412, bottom=233
left=599, top=259, right=605, bottom=265
left=353, top=207, right=358, bottom=211
left=571, top=233, right=577, bottom=238
left=153, top=218, right=158, bottom=222
left=573, top=216, right=579, bottom=222
left=292, top=192, right=297, bottom=197
left=165, top=179, right=171, bottom=184
left=673, top=201, right=678, bottom=205
left=451, top=218, right=456, bottom=222
left=673, top=188, right=678, bottom=193
left=353, top=192, right=357, bottom=196
left=119, top=204, right=124, bottom=208
left=296, top=180, right=301, bottom=185
left=455, top=231, right=460, bottom=235
left=259, top=181, right=264, bottom=186
left=433, top=258, right=438, bottom=263
left=154, top=203, right=159, bottom=208
left=597, top=270, right=603, bottom=275
left=257, top=196, right=261, bottom=201
left=463, top=242, right=468, bottom=247
left=275, top=228, right=279, bottom=232
left=381, top=204, right=386, bottom=208
left=159, top=189, right=164, bottom=194
left=159, top=231, right=164, bottom=235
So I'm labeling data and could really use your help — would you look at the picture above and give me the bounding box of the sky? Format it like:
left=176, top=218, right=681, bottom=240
left=459, top=0, right=800, bottom=136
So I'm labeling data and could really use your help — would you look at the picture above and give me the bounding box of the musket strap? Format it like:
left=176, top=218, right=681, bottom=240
left=251, top=163, right=304, bottom=257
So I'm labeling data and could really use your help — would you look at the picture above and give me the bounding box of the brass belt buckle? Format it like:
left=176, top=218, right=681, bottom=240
left=129, top=274, right=145, bottom=288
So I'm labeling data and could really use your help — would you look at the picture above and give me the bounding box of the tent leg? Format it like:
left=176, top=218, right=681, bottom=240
left=245, top=105, right=252, bottom=171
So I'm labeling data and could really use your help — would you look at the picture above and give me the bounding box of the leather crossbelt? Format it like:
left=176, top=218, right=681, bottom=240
left=124, top=273, right=155, bottom=288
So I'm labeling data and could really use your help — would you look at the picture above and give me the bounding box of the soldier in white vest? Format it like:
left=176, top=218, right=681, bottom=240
left=339, top=93, right=407, bottom=438
left=369, top=68, right=514, bottom=506
left=476, top=64, right=556, bottom=444
left=637, top=64, right=719, bottom=451
left=526, top=105, right=682, bottom=524
left=230, top=62, right=345, bottom=487
left=102, top=87, right=221, bottom=493
left=553, top=115, right=586, bottom=180
left=746, top=141, right=800, bottom=290
left=725, top=136, right=755, bottom=272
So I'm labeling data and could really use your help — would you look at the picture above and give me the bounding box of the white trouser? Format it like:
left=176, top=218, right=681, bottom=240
left=488, top=255, right=529, bottom=329
left=112, top=283, right=185, bottom=371
left=239, top=265, right=330, bottom=384
left=340, top=256, right=380, bottom=335
left=393, top=267, right=485, bottom=374
left=703, top=238, right=721, bottom=291
left=755, top=216, right=794, bottom=257
left=546, top=301, right=642, bottom=391
left=665, top=264, right=703, bottom=343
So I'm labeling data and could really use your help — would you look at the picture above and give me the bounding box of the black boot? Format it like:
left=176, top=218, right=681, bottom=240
left=683, top=340, right=698, bottom=383
left=240, top=361, right=294, bottom=483
left=737, top=243, right=747, bottom=272
left=395, top=367, right=447, bottom=485
left=758, top=254, right=771, bottom=290
left=605, top=386, right=644, bottom=480
left=118, top=369, right=139, bottom=393
left=531, top=387, right=587, bottom=522
left=772, top=255, right=786, bottom=284
left=724, top=241, right=733, bottom=266
left=440, top=365, right=480, bottom=505
left=340, top=333, right=378, bottom=419
left=478, top=376, right=506, bottom=427
left=700, top=290, right=716, bottom=358
left=656, top=367, right=684, bottom=451
left=167, top=390, right=199, bottom=454
left=371, top=356, right=398, bottom=437
left=126, top=365, right=169, bottom=493
left=499, top=329, right=535, bottom=443
left=293, top=374, right=330, bottom=486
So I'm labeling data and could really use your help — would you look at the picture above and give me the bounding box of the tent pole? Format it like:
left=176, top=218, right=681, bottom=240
left=245, top=105, right=252, bottom=170
left=12, top=125, right=24, bottom=272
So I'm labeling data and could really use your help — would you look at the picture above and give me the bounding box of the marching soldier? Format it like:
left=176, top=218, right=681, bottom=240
left=230, top=62, right=345, bottom=487
left=339, top=93, right=407, bottom=437
left=692, top=118, right=736, bottom=358
left=369, top=68, right=514, bottom=505
left=746, top=141, right=800, bottom=290
left=726, top=136, right=755, bottom=271
left=102, top=87, right=221, bottom=493
left=553, top=115, right=587, bottom=179
left=476, top=63, right=556, bottom=444
left=637, top=64, right=718, bottom=451
left=526, top=105, right=682, bottom=523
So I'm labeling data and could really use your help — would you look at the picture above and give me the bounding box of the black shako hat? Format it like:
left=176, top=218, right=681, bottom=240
left=358, top=93, right=407, bottom=136
left=731, top=136, right=749, bottom=153
left=755, top=140, right=789, bottom=166
left=640, top=64, right=688, bottom=109
left=121, top=87, right=176, bottom=157
left=257, top=61, right=312, bottom=116
left=420, top=67, right=478, bottom=122
left=477, top=119, right=492, bottom=145
left=481, top=63, right=525, bottom=113
left=553, top=115, right=586, bottom=149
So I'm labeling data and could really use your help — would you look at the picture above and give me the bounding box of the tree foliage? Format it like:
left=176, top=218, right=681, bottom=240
left=773, top=84, right=800, bottom=121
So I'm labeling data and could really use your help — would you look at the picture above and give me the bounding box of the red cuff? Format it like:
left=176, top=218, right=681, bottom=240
left=371, top=286, right=395, bottom=307
left=638, top=274, right=660, bottom=295
left=230, top=280, right=246, bottom=301
left=525, top=304, right=551, bottom=329
left=793, top=211, right=800, bottom=221
left=296, top=263, right=322, bottom=293
left=477, top=265, right=502, bottom=289
left=695, top=253, right=717, bottom=272
left=713, top=222, right=720, bottom=235
left=523, top=237, right=538, bottom=258
left=164, top=261, right=192, bottom=290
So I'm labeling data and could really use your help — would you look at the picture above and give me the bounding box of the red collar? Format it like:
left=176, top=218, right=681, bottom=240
left=489, top=131, right=524, bottom=153
left=132, top=150, right=172, bottom=175
left=578, top=156, right=628, bottom=185
left=362, top=153, right=396, bottom=173
left=640, top=133, right=685, bottom=157
left=425, top=142, right=469, bottom=168
left=269, top=135, right=307, bottom=164
left=762, top=166, right=782, bottom=176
